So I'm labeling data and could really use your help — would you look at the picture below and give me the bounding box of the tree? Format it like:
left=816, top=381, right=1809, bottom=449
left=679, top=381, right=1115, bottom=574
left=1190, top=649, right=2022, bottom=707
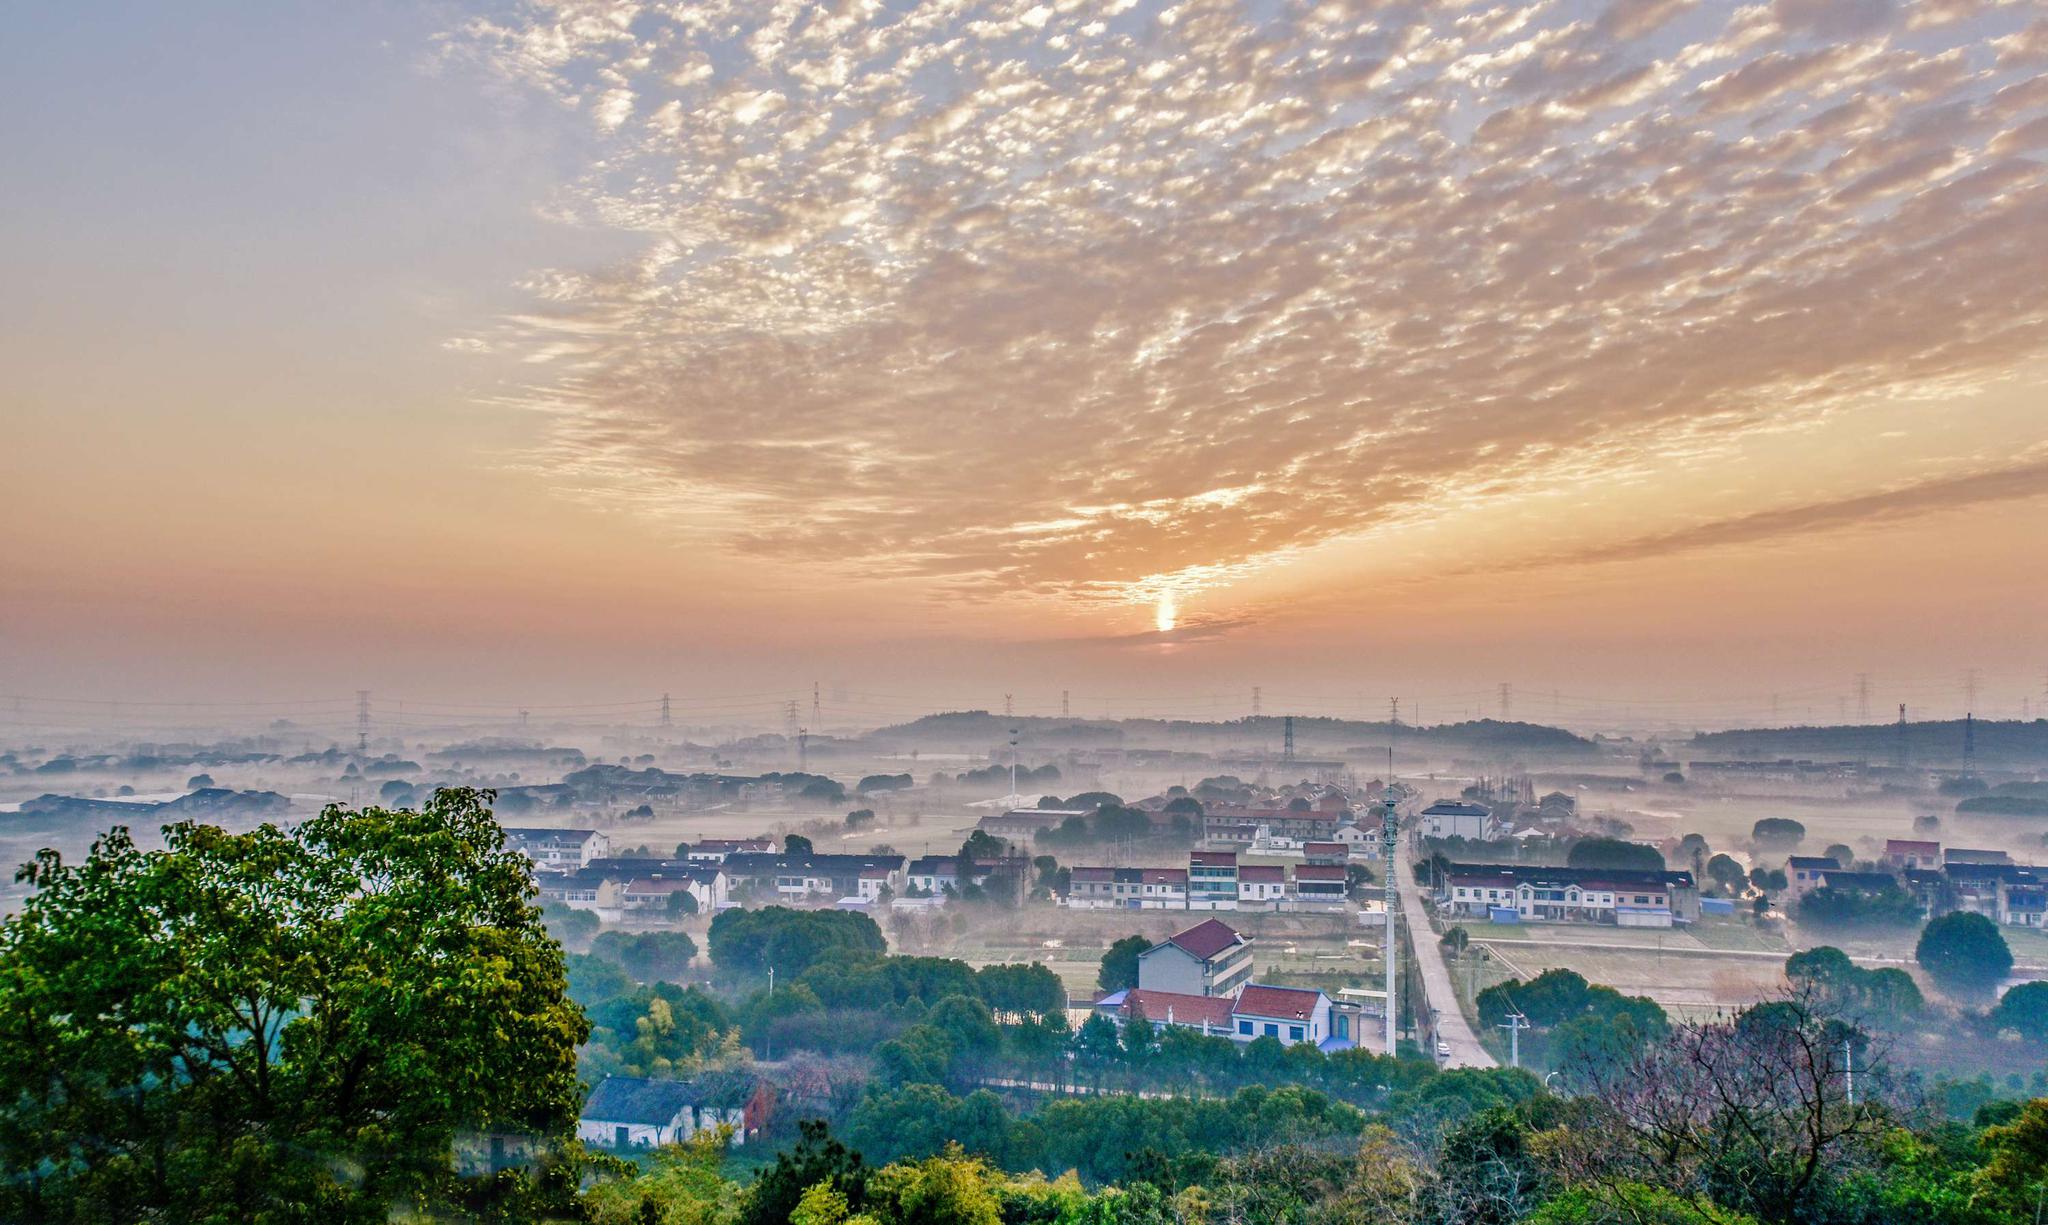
left=739, top=1119, right=868, bottom=1225
left=785, top=833, right=815, bottom=858
left=1916, top=911, right=2013, bottom=997
left=1749, top=867, right=1787, bottom=892
left=707, top=907, right=885, bottom=978
left=1099, top=934, right=1150, bottom=992
left=973, top=963, right=1065, bottom=1016
left=667, top=887, right=700, bottom=919
left=1990, top=979, right=2048, bottom=1040
left=591, top=929, right=700, bottom=982
left=0, top=788, right=587, bottom=1220
left=1796, top=884, right=1919, bottom=928
left=1706, top=854, right=1748, bottom=894
left=1441, top=927, right=1471, bottom=957
left=1750, top=818, right=1806, bottom=849
left=544, top=902, right=601, bottom=951
left=1822, top=844, right=1854, bottom=867
left=1567, top=838, right=1664, bottom=872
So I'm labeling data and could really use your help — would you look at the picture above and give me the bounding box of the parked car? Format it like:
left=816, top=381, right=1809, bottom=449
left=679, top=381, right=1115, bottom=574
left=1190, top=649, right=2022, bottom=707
left=1435, top=1039, right=1451, bottom=1059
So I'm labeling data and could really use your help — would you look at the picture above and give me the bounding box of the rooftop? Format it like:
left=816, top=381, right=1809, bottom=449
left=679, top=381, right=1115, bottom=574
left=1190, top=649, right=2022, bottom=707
left=1234, top=984, right=1326, bottom=1022
left=1160, top=918, right=1247, bottom=961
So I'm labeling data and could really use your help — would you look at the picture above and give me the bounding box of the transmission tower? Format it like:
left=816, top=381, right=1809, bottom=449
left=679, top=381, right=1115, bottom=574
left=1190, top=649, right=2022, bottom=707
left=660, top=693, right=672, bottom=728
left=1282, top=715, right=1295, bottom=763
left=355, top=690, right=370, bottom=755
left=1963, top=712, right=1975, bottom=771
left=812, top=681, right=821, bottom=728
left=1895, top=704, right=1909, bottom=768
left=1964, top=669, right=1980, bottom=714
left=1252, top=686, right=1263, bottom=718
left=784, top=700, right=799, bottom=739
left=1498, top=682, right=1512, bottom=721
left=797, top=727, right=809, bottom=772
left=1061, top=690, right=1070, bottom=718
left=1855, top=674, right=1870, bottom=722
left=1388, top=697, right=1400, bottom=726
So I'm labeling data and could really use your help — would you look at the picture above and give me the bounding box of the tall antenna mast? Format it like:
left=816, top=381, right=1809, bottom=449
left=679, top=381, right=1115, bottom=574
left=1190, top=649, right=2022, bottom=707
left=1382, top=777, right=1399, bottom=1057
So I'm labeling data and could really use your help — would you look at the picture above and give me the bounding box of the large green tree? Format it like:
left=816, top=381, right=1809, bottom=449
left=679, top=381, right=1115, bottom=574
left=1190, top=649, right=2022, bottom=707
left=0, top=788, right=587, bottom=1223
left=1915, top=911, right=2014, bottom=997
left=1099, top=934, right=1150, bottom=992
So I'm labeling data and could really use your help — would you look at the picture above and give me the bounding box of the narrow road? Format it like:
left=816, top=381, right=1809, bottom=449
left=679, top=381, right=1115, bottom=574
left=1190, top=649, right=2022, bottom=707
left=1397, top=853, right=1496, bottom=1069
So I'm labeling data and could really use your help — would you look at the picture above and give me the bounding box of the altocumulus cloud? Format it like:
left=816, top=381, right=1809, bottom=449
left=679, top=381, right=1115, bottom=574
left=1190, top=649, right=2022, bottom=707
left=446, top=0, right=2048, bottom=604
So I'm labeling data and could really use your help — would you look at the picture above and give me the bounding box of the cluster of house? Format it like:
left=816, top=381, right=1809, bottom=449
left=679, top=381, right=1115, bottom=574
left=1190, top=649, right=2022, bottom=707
left=1787, top=839, right=2046, bottom=928
left=1415, top=791, right=1583, bottom=845
left=1065, top=846, right=1356, bottom=911
left=507, top=825, right=1045, bottom=918
left=1091, top=918, right=1368, bottom=1051
left=1434, top=863, right=1702, bottom=928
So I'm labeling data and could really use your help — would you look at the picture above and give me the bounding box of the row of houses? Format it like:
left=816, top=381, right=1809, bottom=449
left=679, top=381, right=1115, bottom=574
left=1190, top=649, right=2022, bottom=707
left=1066, top=849, right=1354, bottom=911
left=1789, top=841, right=2045, bottom=928
left=1435, top=863, right=1702, bottom=928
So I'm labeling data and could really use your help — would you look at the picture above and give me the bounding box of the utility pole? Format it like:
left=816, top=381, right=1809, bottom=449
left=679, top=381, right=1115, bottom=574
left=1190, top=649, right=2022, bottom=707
left=1004, top=693, right=1013, bottom=718
left=1896, top=704, right=1909, bottom=769
left=1964, top=711, right=1975, bottom=771
left=1008, top=725, right=1020, bottom=801
left=797, top=727, right=809, bottom=773
left=519, top=708, right=530, bottom=731
left=356, top=690, right=370, bottom=755
left=1382, top=786, right=1399, bottom=1058
left=1500, top=1011, right=1530, bottom=1068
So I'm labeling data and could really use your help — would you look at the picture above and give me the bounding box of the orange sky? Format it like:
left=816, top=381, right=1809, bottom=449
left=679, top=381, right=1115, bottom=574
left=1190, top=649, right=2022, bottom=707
left=3, top=1, right=2046, bottom=729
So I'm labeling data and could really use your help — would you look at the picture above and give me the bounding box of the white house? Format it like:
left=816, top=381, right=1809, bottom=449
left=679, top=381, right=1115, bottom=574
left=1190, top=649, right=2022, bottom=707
left=1228, top=984, right=1333, bottom=1047
left=1418, top=802, right=1495, bottom=842
left=1237, top=864, right=1286, bottom=910
left=577, top=1076, right=768, bottom=1150
left=503, top=827, right=610, bottom=868
left=1332, top=822, right=1381, bottom=859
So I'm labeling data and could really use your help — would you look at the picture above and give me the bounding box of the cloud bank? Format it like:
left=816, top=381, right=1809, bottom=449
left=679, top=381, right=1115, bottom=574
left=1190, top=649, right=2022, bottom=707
left=451, top=0, right=2048, bottom=605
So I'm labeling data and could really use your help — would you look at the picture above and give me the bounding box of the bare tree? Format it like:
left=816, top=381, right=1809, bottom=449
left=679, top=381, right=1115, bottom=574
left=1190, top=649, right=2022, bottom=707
left=1551, top=988, right=1893, bottom=1223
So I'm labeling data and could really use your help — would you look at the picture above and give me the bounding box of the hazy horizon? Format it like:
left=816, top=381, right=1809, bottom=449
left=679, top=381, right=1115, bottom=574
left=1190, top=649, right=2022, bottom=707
left=6, top=1, right=2047, bottom=725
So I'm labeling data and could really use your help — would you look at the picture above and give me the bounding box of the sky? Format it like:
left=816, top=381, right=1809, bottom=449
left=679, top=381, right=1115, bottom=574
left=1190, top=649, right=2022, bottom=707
left=3, top=0, right=2047, bottom=732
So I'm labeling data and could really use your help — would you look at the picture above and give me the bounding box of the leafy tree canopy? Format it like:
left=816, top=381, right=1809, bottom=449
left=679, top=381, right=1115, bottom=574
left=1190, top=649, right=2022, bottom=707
left=0, top=788, right=586, bottom=1222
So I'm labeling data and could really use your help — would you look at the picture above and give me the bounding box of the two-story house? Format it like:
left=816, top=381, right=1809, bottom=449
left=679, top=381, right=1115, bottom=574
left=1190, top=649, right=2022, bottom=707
left=1137, top=919, right=1254, bottom=997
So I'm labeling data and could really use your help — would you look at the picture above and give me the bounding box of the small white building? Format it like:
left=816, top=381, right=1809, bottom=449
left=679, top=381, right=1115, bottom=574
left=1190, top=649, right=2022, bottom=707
left=577, top=1076, right=767, bottom=1150
left=1418, top=802, right=1496, bottom=842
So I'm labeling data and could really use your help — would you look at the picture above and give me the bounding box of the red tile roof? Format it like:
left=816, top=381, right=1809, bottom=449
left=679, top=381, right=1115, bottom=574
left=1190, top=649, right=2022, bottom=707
left=1233, top=984, right=1325, bottom=1022
left=1190, top=850, right=1237, bottom=866
left=1121, top=989, right=1236, bottom=1031
left=1163, top=918, right=1245, bottom=960
left=1293, top=864, right=1346, bottom=881
left=1140, top=868, right=1188, bottom=884
left=1238, top=864, right=1285, bottom=882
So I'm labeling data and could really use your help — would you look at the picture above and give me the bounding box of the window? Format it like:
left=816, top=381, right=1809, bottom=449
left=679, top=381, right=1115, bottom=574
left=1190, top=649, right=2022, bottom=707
left=1289, top=1025, right=1304, bottom=1041
left=1238, top=1020, right=1253, bottom=1035
left=1264, top=1022, right=1279, bottom=1037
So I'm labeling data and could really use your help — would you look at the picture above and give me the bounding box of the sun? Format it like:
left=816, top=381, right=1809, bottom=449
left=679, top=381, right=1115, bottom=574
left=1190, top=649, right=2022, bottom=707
left=1155, top=593, right=1177, bottom=633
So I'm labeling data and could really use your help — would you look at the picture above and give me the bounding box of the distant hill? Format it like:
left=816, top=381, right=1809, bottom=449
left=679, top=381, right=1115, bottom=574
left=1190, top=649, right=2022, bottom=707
left=1688, top=719, right=2048, bottom=766
left=865, top=712, right=1596, bottom=757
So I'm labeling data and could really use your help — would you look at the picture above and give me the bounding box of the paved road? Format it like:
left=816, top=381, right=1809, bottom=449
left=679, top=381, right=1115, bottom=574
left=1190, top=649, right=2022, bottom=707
left=1397, top=853, right=1496, bottom=1069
